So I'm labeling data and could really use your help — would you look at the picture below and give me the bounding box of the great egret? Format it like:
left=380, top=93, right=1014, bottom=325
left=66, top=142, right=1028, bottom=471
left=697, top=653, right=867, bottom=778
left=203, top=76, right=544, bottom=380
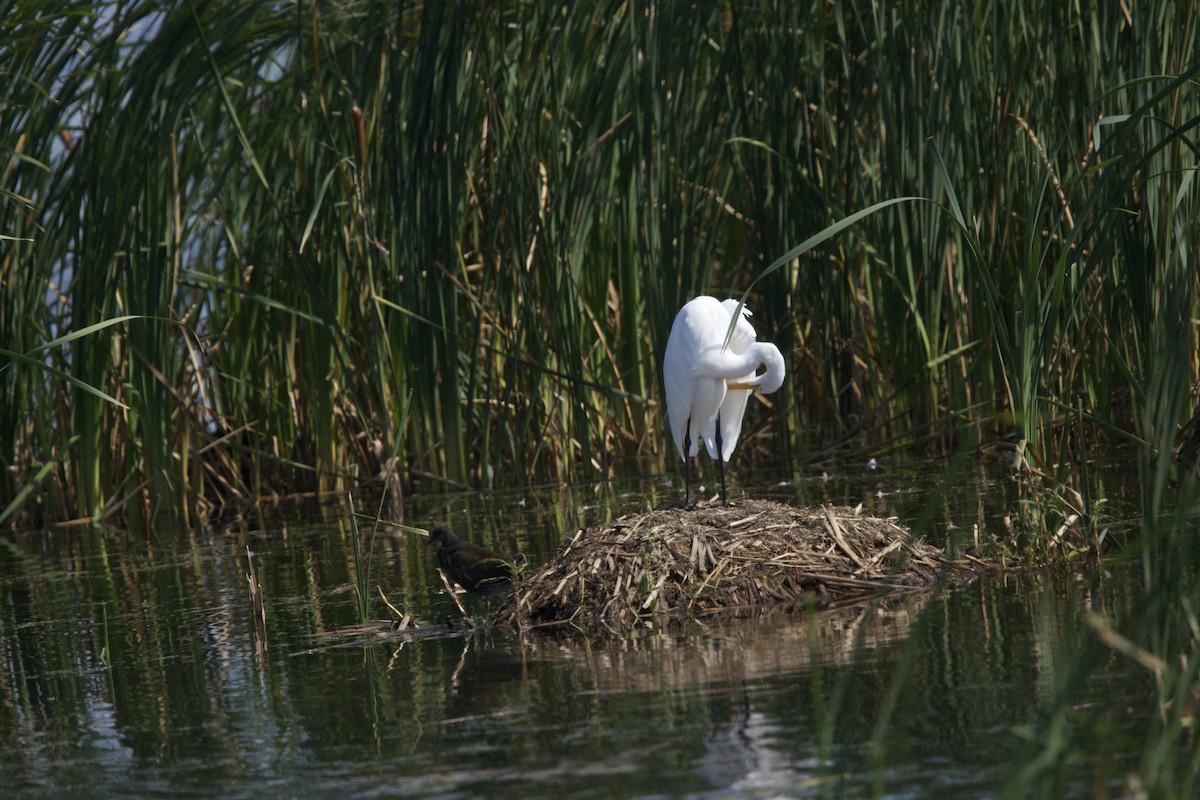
left=427, top=527, right=516, bottom=593
left=664, top=296, right=785, bottom=506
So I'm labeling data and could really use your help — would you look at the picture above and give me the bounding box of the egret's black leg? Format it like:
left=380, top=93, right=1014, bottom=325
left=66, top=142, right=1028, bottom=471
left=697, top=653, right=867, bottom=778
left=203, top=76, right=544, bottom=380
left=715, top=411, right=729, bottom=506
left=682, top=418, right=693, bottom=508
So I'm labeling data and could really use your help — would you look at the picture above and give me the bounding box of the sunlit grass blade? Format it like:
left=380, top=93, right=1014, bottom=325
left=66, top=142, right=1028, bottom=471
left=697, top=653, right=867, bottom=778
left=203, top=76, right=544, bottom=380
left=0, top=347, right=128, bottom=409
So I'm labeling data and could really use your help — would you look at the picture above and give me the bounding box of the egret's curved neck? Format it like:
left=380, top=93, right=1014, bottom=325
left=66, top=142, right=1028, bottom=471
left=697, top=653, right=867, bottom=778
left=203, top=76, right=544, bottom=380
left=753, top=343, right=785, bottom=394
left=697, top=342, right=785, bottom=394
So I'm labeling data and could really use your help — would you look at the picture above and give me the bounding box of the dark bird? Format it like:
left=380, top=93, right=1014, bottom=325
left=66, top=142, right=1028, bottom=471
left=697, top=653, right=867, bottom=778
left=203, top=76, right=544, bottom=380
left=427, top=526, right=516, bottom=593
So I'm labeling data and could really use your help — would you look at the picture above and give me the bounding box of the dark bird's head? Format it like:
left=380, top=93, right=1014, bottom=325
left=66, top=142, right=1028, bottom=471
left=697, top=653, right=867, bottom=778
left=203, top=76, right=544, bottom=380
left=427, top=526, right=458, bottom=550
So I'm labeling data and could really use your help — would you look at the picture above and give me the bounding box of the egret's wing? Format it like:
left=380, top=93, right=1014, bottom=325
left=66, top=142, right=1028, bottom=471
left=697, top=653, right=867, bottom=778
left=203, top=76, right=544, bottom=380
left=716, top=381, right=753, bottom=461
left=664, top=303, right=712, bottom=459
left=663, top=336, right=692, bottom=459
left=692, top=377, right=727, bottom=459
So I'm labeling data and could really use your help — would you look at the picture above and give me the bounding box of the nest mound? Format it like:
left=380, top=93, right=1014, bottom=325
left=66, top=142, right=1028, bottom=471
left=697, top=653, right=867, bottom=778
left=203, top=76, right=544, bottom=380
left=494, top=499, right=956, bottom=635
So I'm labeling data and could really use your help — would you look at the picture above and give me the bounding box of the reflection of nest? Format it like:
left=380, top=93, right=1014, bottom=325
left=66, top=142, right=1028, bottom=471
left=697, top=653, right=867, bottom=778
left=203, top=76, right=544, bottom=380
left=494, top=500, right=960, bottom=635
left=515, top=596, right=929, bottom=691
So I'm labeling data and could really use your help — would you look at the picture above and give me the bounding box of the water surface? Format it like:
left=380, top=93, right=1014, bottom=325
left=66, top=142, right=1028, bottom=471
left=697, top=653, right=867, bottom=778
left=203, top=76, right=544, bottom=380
left=0, top=460, right=1157, bottom=797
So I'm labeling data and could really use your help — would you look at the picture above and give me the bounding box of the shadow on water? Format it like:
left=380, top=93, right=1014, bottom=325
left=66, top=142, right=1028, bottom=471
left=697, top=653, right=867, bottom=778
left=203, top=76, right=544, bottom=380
left=0, top=456, right=1174, bottom=797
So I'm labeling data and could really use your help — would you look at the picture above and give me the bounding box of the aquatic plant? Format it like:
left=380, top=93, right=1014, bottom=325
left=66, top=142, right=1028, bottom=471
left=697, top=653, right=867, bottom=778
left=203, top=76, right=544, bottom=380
left=1, top=1, right=1196, bottom=552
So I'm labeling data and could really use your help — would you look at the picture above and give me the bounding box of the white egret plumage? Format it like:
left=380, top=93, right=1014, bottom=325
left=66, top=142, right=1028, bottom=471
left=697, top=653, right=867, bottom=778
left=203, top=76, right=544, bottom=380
left=664, top=296, right=786, bottom=506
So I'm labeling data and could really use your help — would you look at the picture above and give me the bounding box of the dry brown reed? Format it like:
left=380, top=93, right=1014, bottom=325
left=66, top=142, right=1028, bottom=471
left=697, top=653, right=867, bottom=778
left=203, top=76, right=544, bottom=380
left=494, top=500, right=974, bottom=635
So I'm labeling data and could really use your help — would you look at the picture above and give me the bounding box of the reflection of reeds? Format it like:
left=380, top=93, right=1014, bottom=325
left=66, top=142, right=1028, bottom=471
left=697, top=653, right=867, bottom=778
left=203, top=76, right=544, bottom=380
left=245, top=546, right=268, bottom=659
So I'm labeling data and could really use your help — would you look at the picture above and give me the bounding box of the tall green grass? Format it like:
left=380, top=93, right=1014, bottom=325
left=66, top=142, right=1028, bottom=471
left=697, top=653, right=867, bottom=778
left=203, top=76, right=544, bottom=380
left=1, top=1, right=1197, bottom=533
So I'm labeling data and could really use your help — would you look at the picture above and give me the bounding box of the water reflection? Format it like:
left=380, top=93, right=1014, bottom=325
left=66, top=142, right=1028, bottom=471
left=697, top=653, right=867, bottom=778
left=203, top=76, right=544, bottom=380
left=513, top=595, right=927, bottom=694
left=0, top=460, right=1156, bottom=797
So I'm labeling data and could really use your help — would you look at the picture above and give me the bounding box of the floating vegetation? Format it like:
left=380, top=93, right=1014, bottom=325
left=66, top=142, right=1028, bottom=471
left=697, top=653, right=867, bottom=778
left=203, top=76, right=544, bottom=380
left=294, top=618, right=471, bottom=655
left=494, top=500, right=984, bottom=635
